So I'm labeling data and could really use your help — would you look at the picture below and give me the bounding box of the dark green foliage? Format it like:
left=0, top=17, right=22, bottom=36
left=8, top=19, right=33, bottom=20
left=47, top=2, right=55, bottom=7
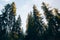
left=24, top=12, right=34, bottom=40
left=25, top=2, right=60, bottom=40
left=24, top=5, right=44, bottom=40
left=41, top=2, right=60, bottom=40
left=0, top=2, right=23, bottom=40
left=11, top=15, right=24, bottom=40
left=0, top=2, right=60, bottom=40
left=0, top=4, right=12, bottom=40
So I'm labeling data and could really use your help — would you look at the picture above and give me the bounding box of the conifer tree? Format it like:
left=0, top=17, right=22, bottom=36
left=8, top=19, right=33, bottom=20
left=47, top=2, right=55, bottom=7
left=0, top=4, right=11, bottom=40
left=25, top=5, right=44, bottom=40
left=52, top=8, right=60, bottom=40
left=0, top=2, right=16, bottom=40
left=24, top=12, right=34, bottom=40
left=41, top=2, right=53, bottom=21
left=33, top=5, right=44, bottom=40
left=41, top=2, right=60, bottom=40
left=41, top=2, right=52, bottom=40
left=11, top=15, right=23, bottom=40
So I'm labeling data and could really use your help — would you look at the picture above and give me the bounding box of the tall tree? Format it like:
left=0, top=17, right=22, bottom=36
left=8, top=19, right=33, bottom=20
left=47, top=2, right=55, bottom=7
left=0, top=4, right=11, bottom=40
left=25, top=5, right=44, bottom=40
left=11, top=15, right=22, bottom=40
left=24, top=12, right=34, bottom=40
left=0, top=2, right=16, bottom=40
left=52, top=8, right=60, bottom=40
left=41, top=2, right=60, bottom=40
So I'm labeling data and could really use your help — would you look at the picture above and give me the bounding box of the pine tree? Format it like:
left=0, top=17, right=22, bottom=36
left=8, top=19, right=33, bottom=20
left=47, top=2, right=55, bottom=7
left=1, top=2, right=16, bottom=33
left=41, top=2, right=53, bottom=40
left=11, top=15, right=22, bottom=40
left=6, top=2, right=23, bottom=40
left=0, top=2, right=16, bottom=40
left=0, top=4, right=11, bottom=40
left=24, top=12, right=34, bottom=40
left=41, top=2, right=53, bottom=21
left=41, top=2, right=60, bottom=40
left=33, top=5, right=44, bottom=40
left=52, top=8, right=60, bottom=40
left=52, top=8, right=60, bottom=32
left=25, top=5, right=44, bottom=40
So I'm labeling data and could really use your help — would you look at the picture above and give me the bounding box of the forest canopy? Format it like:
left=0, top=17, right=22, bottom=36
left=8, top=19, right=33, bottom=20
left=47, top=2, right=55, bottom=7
left=0, top=2, right=60, bottom=40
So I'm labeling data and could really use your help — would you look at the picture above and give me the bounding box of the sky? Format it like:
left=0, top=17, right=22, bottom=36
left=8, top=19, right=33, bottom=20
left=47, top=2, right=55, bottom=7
left=0, top=0, right=60, bottom=33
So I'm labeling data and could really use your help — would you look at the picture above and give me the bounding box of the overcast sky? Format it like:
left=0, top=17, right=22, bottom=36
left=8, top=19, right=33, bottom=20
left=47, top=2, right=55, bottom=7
left=0, top=0, right=60, bottom=33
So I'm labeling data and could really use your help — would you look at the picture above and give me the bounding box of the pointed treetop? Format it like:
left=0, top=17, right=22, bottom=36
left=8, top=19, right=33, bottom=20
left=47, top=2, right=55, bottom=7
left=42, top=2, right=45, bottom=6
left=33, top=5, right=41, bottom=17
left=33, top=5, right=37, bottom=10
left=27, top=12, right=32, bottom=20
left=12, top=2, right=15, bottom=4
left=52, top=8, right=58, bottom=16
left=16, top=15, right=21, bottom=26
left=42, top=2, right=49, bottom=8
left=12, top=2, right=16, bottom=16
left=18, top=15, right=21, bottom=21
left=52, top=8, right=58, bottom=13
left=33, top=5, right=39, bottom=13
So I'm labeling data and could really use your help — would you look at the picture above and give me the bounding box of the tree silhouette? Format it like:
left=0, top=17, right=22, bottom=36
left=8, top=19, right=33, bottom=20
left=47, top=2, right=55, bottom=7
left=0, top=2, right=60, bottom=40
left=25, top=5, right=44, bottom=40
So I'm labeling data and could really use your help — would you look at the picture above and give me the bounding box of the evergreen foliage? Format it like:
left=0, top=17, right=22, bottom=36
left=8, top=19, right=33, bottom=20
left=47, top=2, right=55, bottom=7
left=0, top=2, right=60, bottom=40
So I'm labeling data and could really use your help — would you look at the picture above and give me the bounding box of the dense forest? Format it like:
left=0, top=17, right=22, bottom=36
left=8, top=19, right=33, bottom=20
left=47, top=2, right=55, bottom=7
left=0, top=2, right=60, bottom=40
